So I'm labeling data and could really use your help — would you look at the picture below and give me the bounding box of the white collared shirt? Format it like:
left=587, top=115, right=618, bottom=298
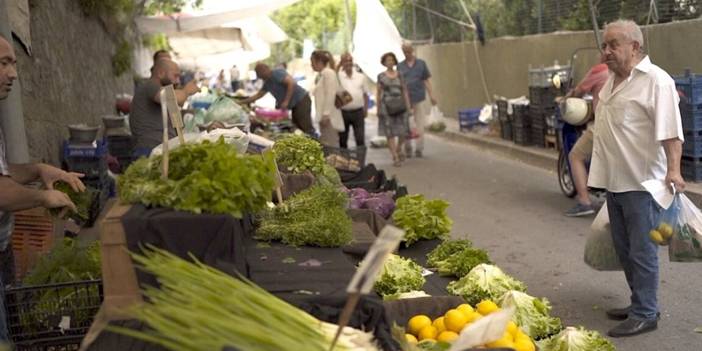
left=338, top=70, right=369, bottom=110
left=588, top=56, right=683, bottom=192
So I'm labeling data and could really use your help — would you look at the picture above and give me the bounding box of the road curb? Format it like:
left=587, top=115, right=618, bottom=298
left=433, top=130, right=558, bottom=172
left=430, top=128, right=702, bottom=207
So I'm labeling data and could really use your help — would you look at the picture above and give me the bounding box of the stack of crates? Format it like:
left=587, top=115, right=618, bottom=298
left=677, top=70, right=702, bottom=181
left=528, top=64, right=569, bottom=147
left=106, top=135, right=135, bottom=173
left=62, top=140, right=111, bottom=226
left=497, top=100, right=512, bottom=140
left=512, top=104, right=531, bottom=146
left=528, top=87, right=559, bottom=148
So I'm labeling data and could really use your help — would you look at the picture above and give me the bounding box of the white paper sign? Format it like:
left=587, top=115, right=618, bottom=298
left=347, top=226, right=404, bottom=294
left=448, top=307, right=514, bottom=351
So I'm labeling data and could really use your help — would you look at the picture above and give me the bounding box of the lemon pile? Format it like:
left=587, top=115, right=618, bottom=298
left=404, top=300, right=536, bottom=351
left=649, top=222, right=674, bottom=245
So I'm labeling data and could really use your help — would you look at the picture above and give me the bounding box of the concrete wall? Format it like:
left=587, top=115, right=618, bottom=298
left=14, top=0, right=133, bottom=165
left=417, top=19, right=702, bottom=120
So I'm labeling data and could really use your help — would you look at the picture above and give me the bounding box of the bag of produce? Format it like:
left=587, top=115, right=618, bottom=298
left=583, top=203, right=622, bottom=271
left=649, top=193, right=682, bottom=247
left=668, top=194, right=702, bottom=262
left=205, top=96, right=250, bottom=127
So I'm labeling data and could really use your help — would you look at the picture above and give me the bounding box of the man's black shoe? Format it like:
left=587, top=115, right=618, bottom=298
left=605, top=306, right=631, bottom=320
left=606, top=306, right=660, bottom=321
left=608, top=318, right=658, bottom=337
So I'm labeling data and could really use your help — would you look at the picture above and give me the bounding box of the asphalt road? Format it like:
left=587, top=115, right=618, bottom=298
left=364, top=130, right=702, bottom=351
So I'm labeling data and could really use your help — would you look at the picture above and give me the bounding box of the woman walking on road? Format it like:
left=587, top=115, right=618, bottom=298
left=311, top=50, right=344, bottom=147
left=377, top=52, right=411, bottom=167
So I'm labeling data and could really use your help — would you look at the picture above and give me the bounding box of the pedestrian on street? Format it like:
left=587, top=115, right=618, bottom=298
left=243, top=63, right=315, bottom=136
left=588, top=19, right=685, bottom=338
left=230, top=64, right=240, bottom=92
left=563, top=56, right=609, bottom=217
left=377, top=52, right=411, bottom=167
left=337, top=53, right=369, bottom=149
left=0, top=34, right=85, bottom=342
left=130, top=59, right=200, bottom=155
left=399, top=42, right=437, bottom=158
left=310, top=50, right=344, bottom=147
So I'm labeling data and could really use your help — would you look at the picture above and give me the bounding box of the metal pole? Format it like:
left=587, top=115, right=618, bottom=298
left=537, top=0, right=543, bottom=34
left=587, top=0, right=603, bottom=52
left=0, top=0, right=30, bottom=163
left=343, top=0, right=353, bottom=52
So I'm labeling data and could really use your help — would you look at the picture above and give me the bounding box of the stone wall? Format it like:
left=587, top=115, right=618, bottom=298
left=416, top=19, right=702, bottom=120
left=14, top=0, right=133, bottom=165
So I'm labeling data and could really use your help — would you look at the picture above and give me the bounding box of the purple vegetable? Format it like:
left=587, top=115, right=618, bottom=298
left=349, top=196, right=364, bottom=209
left=362, top=196, right=396, bottom=219
left=349, top=188, right=370, bottom=200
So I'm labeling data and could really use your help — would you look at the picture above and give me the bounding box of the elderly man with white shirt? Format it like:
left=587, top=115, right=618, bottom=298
left=589, top=19, right=685, bottom=338
left=337, top=53, right=369, bottom=148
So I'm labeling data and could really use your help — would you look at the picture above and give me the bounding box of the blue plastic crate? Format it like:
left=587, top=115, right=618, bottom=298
left=682, top=155, right=702, bottom=181
left=683, top=131, right=702, bottom=157
left=675, top=71, right=702, bottom=106
left=681, top=108, right=702, bottom=131
left=63, top=140, right=107, bottom=158
left=458, top=108, right=481, bottom=131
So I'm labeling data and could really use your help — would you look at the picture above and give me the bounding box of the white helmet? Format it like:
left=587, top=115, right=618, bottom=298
left=560, top=97, right=591, bottom=126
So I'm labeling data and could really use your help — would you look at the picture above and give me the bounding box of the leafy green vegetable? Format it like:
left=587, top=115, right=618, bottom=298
left=498, top=290, right=562, bottom=340
left=426, top=240, right=473, bottom=267
left=537, top=326, right=616, bottom=351
left=273, top=134, right=326, bottom=175
left=373, top=254, right=426, bottom=297
left=21, top=238, right=102, bottom=333
left=316, top=163, right=343, bottom=187
left=256, top=185, right=352, bottom=247
left=118, top=139, right=277, bottom=218
left=392, top=195, right=452, bottom=247
left=446, top=264, right=526, bottom=306
left=433, top=247, right=491, bottom=277
left=382, top=290, right=430, bottom=301
left=49, top=181, right=95, bottom=223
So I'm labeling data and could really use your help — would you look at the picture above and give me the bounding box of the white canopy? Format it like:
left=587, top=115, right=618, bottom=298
left=352, top=0, right=405, bottom=83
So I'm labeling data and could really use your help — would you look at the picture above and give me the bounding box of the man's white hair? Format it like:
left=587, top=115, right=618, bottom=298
left=604, top=19, right=644, bottom=48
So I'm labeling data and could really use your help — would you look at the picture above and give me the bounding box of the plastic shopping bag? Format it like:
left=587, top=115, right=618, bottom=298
left=668, top=194, right=702, bottom=262
left=584, top=203, right=622, bottom=271
left=427, top=106, right=447, bottom=132
left=649, top=194, right=683, bottom=247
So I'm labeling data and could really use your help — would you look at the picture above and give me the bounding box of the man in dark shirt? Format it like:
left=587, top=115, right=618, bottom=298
left=0, top=34, right=84, bottom=342
left=242, top=63, right=314, bottom=135
left=130, top=59, right=199, bottom=154
left=399, top=43, right=437, bottom=158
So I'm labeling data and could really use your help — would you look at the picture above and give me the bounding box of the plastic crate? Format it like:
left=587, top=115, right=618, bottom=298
left=675, top=70, right=702, bottom=106
left=106, top=135, right=135, bottom=157
left=682, top=155, right=702, bottom=181
left=64, top=156, right=107, bottom=180
left=513, top=126, right=531, bottom=146
left=500, top=120, right=513, bottom=140
left=496, top=100, right=509, bottom=119
left=11, top=209, right=57, bottom=281
left=529, top=64, right=571, bottom=88
left=323, top=146, right=366, bottom=172
left=4, top=280, right=103, bottom=349
left=62, top=140, right=107, bottom=159
left=458, top=108, right=481, bottom=131
left=681, top=102, right=702, bottom=119
left=512, top=111, right=530, bottom=128
left=683, top=130, right=702, bottom=157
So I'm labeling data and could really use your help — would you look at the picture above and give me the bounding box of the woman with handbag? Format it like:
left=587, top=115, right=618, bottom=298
left=377, top=52, right=411, bottom=167
left=311, top=50, right=344, bottom=147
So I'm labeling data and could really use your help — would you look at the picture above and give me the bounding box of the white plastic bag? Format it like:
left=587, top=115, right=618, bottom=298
left=584, top=203, right=622, bottom=271
left=478, top=104, right=493, bottom=123
left=426, top=106, right=447, bottom=132
left=668, top=194, right=702, bottom=262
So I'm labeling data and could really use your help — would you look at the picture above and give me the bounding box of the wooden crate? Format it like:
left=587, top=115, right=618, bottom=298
left=11, top=208, right=59, bottom=281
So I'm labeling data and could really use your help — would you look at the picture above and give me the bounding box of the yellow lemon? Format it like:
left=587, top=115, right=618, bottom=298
left=659, top=223, right=674, bottom=239
left=514, top=338, right=536, bottom=351
left=444, top=309, right=469, bottom=333
left=405, top=333, right=418, bottom=344
left=465, top=311, right=483, bottom=323
left=649, top=229, right=664, bottom=244
left=486, top=333, right=515, bottom=348
left=476, top=300, right=500, bottom=315
left=432, top=317, right=446, bottom=333
left=437, top=330, right=459, bottom=343
left=408, top=315, right=432, bottom=336
left=418, top=326, right=438, bottom=341
left=457, top=303, right=475, bottom=317
left=506, top=321, right=519, bottom=336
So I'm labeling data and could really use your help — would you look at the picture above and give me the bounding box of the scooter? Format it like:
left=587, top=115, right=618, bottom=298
left=555, top=47, right=607, bottom=203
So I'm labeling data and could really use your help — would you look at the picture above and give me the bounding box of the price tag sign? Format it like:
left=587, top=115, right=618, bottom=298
left=346, top=225, right=404, bottom=294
